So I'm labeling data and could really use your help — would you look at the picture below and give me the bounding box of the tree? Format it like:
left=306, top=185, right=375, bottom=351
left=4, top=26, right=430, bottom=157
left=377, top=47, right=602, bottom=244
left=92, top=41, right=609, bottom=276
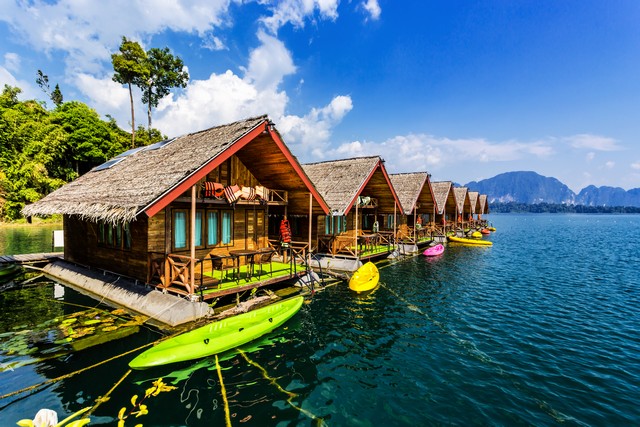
left=111, top=37, right=148, bottom=148
left=36, top=70, right=64, bottom=107
left=141, top=47, right=189, bottom=130
left=51, top=84, right=63, bottom=107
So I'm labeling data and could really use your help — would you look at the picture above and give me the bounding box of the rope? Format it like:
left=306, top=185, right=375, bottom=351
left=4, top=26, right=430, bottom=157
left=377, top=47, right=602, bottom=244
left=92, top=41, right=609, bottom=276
left=87, top=369, right=132, bottom=416
left=238, top=349, right=326, bottom=425
left=0, top=342, right=153, bottom=401
left=215, top=355, right=232, bottom=427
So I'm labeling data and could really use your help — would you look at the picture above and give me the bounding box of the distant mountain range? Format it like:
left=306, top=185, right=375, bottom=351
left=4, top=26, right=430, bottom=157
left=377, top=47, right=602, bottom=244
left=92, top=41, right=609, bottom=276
left=465, top=171, right=640, bottom=207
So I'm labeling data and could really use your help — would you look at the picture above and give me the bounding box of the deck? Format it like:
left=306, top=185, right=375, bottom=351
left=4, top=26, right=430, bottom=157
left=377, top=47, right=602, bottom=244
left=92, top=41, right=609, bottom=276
left=0, top=252, right=63, bottom=265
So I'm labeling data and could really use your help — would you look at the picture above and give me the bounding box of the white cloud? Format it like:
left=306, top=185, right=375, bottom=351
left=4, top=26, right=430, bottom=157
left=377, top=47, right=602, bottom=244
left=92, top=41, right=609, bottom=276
left=75, top=73, right=133, bottom=123
left=328, top=134, right=555, bottom=174
left=0, top=66, right=40, bottom=100
left=0, top=1, right=233, bottom=76
left=605, top=161, right=615, bottom=169
left=362, top=0, right=381, bottom=20
left=278, top=95, right=353, bottom=158
left=3, top=53, right=20, bottom=73
left=586, top=152, right=595, bottom=161
left=201, top=33, right=227, bottom=51
left=244, top=31, right=296, bottom=91
left=631, top=162, right=640, bottom=170
left=566, top=134, right=621, bottom=151
left=260, top=0, right=339, bottom=33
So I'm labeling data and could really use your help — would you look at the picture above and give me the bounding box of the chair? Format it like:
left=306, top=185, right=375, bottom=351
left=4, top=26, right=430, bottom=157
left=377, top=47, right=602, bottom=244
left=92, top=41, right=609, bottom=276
left=209, top=254, right=238, bottom=283
left=252, top=248, right=276, bottom=279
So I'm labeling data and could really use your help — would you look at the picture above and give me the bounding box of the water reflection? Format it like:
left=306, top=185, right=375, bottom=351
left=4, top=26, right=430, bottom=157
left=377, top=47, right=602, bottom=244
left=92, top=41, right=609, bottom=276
left=0, top=223, right=63, bottom=256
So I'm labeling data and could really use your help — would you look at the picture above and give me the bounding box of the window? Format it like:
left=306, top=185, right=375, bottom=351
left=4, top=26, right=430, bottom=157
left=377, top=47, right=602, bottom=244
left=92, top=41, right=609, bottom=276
left=172, top=208, right=232, bottom=250
left=325, top=215, right=347, bottom=234
left=173, top=210, right=187, bottom=249
left=195, top=211, right=203, bottom=247
left=97, top=221, right=132, bottom=250
left=207, top=211, right=219, bottom=245
left=222, top=211, right=232, bottom=244
left=387, top=214, right=395, bottom=229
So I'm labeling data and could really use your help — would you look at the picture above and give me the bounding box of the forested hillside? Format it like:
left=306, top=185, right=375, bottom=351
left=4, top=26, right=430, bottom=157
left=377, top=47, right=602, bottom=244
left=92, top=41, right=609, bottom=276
left=0, top=85, right=164, bottom=221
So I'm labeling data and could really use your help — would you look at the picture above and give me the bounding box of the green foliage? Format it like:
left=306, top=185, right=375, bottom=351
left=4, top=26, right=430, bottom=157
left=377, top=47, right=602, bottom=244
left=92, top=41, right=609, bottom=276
left=36, top=70, right=64, bottom=107
left=112, top=37, right=148, bottom=147
left=51, top=84, right=64, bottom=107
left=142, top=47, right=189, bottom=129
left=111, top=37, right=190, bottom=140
left=0, top=84, right=164, bottom=222
left=489, top=202, right=640, bottom=214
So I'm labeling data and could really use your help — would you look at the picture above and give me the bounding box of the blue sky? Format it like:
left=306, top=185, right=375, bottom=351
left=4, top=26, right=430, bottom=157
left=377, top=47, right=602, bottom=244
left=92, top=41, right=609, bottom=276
left=1, top=1, right=639, bottom=192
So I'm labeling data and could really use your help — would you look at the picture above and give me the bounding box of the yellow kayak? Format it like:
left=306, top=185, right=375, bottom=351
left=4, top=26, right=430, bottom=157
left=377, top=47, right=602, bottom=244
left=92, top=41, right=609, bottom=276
left=448, top=235, right=493, bottom=246
left=471, top=231, right=482, bottom=238
left=349, top=262, right=380, bottom=293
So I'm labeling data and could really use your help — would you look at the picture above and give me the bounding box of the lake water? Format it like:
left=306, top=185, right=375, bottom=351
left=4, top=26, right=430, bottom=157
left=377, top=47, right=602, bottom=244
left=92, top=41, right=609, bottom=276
left=1, top=214, right=639, bottom=425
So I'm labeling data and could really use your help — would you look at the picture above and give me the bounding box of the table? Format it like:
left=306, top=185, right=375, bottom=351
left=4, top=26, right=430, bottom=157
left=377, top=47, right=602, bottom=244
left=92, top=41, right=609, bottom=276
left=228, top=249, right=260, bottom=281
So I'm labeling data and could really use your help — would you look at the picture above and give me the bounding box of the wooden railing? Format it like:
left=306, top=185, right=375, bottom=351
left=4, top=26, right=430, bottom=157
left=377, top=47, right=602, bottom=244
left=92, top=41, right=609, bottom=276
left=148, top=252, right=211, bottom=299
left=268, top=189, right=288, bottom=203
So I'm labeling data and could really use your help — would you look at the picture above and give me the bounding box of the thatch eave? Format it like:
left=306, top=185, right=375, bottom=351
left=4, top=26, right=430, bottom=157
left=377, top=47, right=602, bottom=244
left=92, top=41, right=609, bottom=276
left=22, top=201, right=141, bottom=224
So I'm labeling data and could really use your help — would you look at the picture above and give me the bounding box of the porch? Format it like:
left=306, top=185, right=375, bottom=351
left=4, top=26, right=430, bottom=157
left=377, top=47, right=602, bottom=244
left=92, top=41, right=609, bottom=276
left=147, top=251, right=308, bottom=301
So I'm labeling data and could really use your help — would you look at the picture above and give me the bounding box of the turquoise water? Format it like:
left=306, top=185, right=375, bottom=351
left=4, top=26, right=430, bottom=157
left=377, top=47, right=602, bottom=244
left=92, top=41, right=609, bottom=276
left=1, top=214, right=639, bottom=425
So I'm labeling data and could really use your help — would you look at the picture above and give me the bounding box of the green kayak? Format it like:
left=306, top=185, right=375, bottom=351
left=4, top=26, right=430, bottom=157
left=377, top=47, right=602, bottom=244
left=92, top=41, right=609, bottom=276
left=129, top=295, right=304, bottom=369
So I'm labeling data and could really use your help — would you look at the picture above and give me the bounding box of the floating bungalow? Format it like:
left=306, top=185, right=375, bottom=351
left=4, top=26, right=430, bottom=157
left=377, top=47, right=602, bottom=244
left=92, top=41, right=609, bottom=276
left=302, top=156, right=402, bottom=272
left=478, top=194, right=489, bottom=220
left=388, top=172, right=437, bottom=250
left=468, top=191, right=479, bottom=228
left=431, top=181, right=456, bottom=234
left=22, top=115, right=330, bottom=318
left=451, top=186, right=472, bottom=232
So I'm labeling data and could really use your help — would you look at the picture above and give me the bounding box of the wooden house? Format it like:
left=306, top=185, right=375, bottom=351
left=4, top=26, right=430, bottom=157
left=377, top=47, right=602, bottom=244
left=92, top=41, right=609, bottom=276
left=388, top=172, right=436, bottom=244
left=452, top=187, right=472, bottom=229
left=22, top=115, right=330, bottom=301
left=302, top=156, right=402, bottom=259
left=478, top=194, right=490, bottom=224
left=431, top=181, right=457, bottom=233
left=467, top=191, right=479, bottom=227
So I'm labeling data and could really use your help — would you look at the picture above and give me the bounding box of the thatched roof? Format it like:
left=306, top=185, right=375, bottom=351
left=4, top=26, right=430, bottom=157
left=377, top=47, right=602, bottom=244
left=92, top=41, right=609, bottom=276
left=468, top=191, right=479, bottom=214
left=431, top=181, right=452, bottom=215
left=389, top=172, right=432, bottom=215
left=478, top=194, right=489, bottom=214
left=452, top=187, right=470, bottom=214
left=22, top=115, right=329, bottom=223
left=302, top=156, right=400, bottom=215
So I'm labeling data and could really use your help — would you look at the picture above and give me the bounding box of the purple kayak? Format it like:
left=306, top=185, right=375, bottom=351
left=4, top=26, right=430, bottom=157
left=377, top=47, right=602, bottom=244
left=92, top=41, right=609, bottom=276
left=423, top=243, right=445, bottom=257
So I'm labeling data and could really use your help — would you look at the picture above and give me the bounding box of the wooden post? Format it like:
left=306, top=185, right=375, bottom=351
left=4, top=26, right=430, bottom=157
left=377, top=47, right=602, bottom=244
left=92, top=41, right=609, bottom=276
left=355, top=198, right=359, bottom=258
left=190, top=184, right=196, bottom=294
left=393, top=203, right=396, bottom=244
left=413, top=208, right=416, bottom=242
left=308, top=193, right=312, bottom=261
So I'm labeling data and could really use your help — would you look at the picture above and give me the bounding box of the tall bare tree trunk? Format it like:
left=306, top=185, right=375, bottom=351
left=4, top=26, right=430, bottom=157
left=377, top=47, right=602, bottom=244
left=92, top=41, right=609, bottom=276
left=148, top=97, right=152, bottom=132
left=128, top=83, right=135, bottom=148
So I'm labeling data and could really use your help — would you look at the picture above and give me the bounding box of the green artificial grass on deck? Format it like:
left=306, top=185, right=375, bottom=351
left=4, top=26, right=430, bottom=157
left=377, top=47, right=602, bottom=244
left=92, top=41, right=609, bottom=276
left=202, top=261, right=307, bottom=291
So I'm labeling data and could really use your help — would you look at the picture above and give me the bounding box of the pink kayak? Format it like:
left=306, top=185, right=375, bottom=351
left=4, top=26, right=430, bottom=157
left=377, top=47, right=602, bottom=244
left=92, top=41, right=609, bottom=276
left=423, top=243, right=445, bottom=257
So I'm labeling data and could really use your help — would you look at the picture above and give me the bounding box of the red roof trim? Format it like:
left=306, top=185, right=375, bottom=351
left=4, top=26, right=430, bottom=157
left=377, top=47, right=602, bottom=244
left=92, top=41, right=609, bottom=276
left=268, top=127, right=331, bottom=215
left=144, top=121, right=267, bottom=218
left=343, top=159, right=403, bottom=216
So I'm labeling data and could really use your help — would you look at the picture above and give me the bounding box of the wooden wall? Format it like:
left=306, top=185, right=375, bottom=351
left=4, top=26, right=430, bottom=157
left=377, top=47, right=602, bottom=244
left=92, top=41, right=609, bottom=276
left=63, top=215, right=149, bottom=282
